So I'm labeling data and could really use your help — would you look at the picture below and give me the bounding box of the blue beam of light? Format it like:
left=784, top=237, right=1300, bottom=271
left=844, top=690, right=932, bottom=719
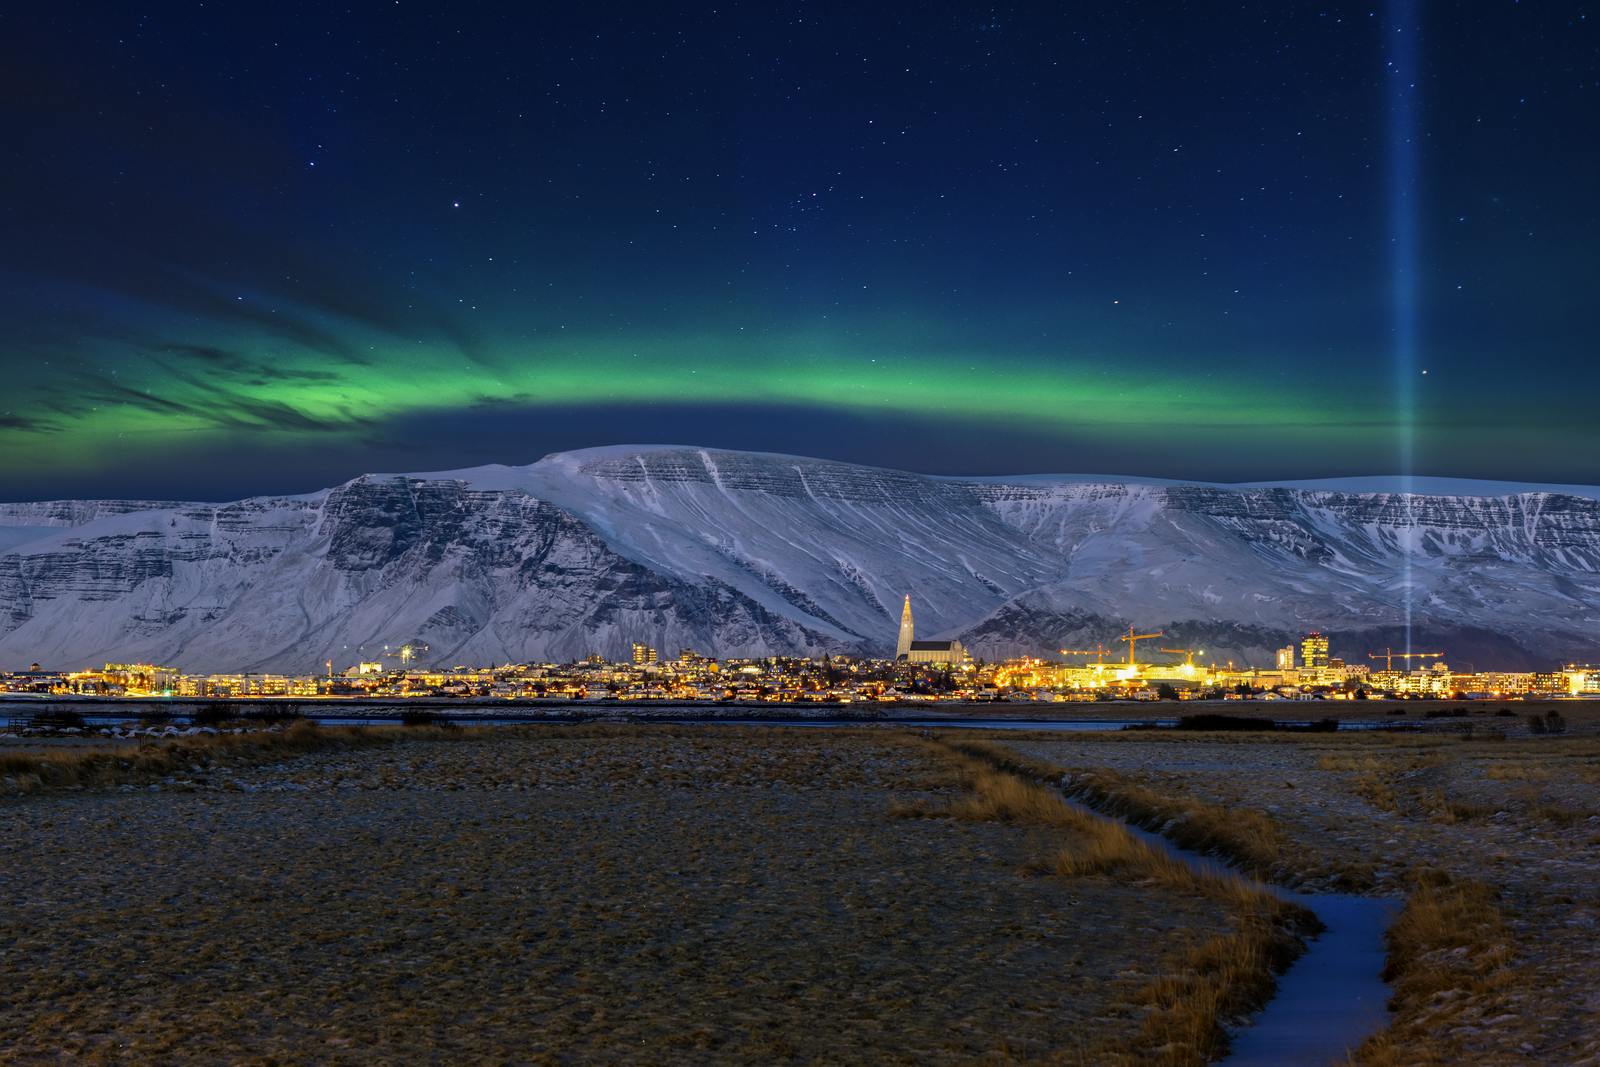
left=1387, top=0, right=1421, bottom=657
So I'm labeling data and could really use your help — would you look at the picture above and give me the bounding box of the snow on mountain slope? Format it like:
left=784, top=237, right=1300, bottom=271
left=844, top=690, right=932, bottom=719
left=1238, top=476, right=1600, bottom=502
left=957, top=480, right=1600, bottom=666
left=0, top=475, right=846, bottom=672
left=513, top=447, right=1063, bottom=642
left=1, top=445, right=1597, bottom=671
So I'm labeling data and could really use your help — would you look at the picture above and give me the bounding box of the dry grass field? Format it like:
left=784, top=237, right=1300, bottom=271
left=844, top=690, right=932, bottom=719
left=896, top=736, right=1316, bottom=1066
left=8, top=719, right=1592, bottom=1064
left=999, top=728, right=1600, bottom=1065
left=0, top=725, right=1288, bottom=1065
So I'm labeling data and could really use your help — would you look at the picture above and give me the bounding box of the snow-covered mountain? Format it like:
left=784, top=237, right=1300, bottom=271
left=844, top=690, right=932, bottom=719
left=1, top=445, right=1596, bottom=672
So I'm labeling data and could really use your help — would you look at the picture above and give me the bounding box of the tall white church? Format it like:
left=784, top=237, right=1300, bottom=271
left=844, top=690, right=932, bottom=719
left=894, top=595, right=966, bottom=664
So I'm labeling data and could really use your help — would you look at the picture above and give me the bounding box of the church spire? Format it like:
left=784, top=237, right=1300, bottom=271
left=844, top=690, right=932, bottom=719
left=896, top=594, right=915, bottom=659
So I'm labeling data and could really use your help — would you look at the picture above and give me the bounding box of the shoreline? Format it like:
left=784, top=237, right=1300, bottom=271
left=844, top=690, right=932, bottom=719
left=6, top=694, right=1598, bottom=723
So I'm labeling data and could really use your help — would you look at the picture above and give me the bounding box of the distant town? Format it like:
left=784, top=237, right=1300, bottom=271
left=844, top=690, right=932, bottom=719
left=4, top=596, right=1598, bottom=703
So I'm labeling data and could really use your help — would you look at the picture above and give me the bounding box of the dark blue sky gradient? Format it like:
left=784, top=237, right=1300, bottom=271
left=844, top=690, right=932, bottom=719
left=0, top=2, right=1596, bottom=499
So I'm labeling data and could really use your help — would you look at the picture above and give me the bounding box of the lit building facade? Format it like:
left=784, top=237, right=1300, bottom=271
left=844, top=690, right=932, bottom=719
left=1565, top=665, right=1600, bottom=695
left=1301, top=632, right=1329, bottom=670
left=904, top=639, right=967, bottom=665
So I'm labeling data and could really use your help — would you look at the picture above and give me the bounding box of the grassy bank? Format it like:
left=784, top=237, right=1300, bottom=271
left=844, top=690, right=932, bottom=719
left=1061, top=765, right=1308, bottom=880
left=1353, top=874, right=1522, bottom=1066
left=945, top=735, right=1331, bottom=886
left=902, top=734, right=1317, bottom=1067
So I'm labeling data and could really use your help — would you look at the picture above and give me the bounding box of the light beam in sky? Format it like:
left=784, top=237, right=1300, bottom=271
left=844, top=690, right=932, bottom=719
left=1387, top=0, right=1422, bottom=656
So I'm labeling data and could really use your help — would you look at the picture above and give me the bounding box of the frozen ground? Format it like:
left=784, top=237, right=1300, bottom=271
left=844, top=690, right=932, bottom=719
left=0, top=727, right=1240, bottom=1064
left=1001, top=730, right=1600, bottom=1064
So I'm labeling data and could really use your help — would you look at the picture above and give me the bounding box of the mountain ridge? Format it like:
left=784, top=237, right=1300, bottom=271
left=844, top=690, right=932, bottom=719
left=15, top=441, right=1596, bottom=510
left=1, top=445, right=1596, bottom=672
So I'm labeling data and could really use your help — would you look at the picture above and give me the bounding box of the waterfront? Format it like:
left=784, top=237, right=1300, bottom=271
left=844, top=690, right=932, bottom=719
left=6, top=695, right=1598, bottom=737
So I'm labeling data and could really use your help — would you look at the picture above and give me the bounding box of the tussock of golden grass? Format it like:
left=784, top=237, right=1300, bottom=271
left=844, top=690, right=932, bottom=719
left=941, top=739, right=1305, bottom=881
left=1352, top=875, right=1520, bottom=1066
left=1415, top=790, right=1493, bottom=823
left=951, top=736, right=1298, bottom=881
left=1318, top=753, right=1389, bottom=772
left=1084, top=909, right=1308, bottom=1067
left=0, top=721, right=472, bottom=796
left=885, top=797, right=946, bottom=819
left=946, top=769, right=1081, bottom=826
left=1319, top=748, right=1444, bottom=771
left=926, top=737, right=1319, bottom=907
left=1049, top=829, right=1209, bottom=896
left=1483, top=761, right=1553, bottom=782
left=1062, top=767, right=1292, bottom=878
left=1350, top=772, right=1402, bottom=814
left=895, top=750, right=1214, bottom=894
left=942, top=736, right=1068, bottom=781
left=1322, top=750, right=1458, bottom=825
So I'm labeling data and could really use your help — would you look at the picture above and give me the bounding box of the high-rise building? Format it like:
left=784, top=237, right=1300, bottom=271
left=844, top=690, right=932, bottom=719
left=896, top=595, right=915, bottom=659
left=1301, top=632, right=1329, bottom=671
left=1275, top=646, right=1296, bottom=670
left=631, top=643, right=658, bottom=665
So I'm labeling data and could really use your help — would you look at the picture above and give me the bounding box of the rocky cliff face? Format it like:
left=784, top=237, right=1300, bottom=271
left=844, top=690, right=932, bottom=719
left=0, top=446, right=1595, bottom=671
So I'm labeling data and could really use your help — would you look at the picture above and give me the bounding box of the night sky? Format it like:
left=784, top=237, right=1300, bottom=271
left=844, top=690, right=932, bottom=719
left=2, top=2, right=1596, bottom=501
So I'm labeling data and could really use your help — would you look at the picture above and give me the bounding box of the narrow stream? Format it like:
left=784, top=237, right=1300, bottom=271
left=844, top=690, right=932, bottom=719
left=1057, top=791, right=1398, bottom=1066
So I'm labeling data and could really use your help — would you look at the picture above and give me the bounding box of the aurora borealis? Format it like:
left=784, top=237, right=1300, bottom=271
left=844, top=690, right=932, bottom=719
left=2, top=3, right=1596, bottom=499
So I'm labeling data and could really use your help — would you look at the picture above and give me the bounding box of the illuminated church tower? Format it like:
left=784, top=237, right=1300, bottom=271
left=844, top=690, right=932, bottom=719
left=893, top=595, right=965, bottom=664
left=896, top=595, right=915, bottom=658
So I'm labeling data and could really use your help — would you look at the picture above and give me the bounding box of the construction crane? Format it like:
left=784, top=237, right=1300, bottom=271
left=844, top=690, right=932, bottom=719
left=1368, top=648, right=1444, bottom=672
left=1059, top=646, right=1112, bottom=665
left=1116, top=626, right=1164, bottom=668
left=1159, top=647, right=1205, bottom=668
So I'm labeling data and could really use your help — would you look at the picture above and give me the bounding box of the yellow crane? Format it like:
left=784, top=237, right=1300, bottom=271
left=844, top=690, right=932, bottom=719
left=1159, top=647, right=1205, bottom=668
left=1368, top=648, right=1444, bottom=671
left=1058, top=646, right=1112, bottom=665
left=1116, top=626, right=1165, bottom=669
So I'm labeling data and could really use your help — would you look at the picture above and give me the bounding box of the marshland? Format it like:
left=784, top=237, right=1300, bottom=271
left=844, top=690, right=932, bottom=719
left=2, top=713, right=1596, bottom=1064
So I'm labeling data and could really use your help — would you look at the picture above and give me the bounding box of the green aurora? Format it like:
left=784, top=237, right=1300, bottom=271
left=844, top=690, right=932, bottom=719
left=4, top=3, right=1595, bottom=498
left=5, top=322, right=1400, bottom=485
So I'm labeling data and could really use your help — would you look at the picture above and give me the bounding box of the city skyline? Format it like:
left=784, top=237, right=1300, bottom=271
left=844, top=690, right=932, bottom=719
left=2, top=594, right=1590, bottom=697
left=12, top=635, right=1598, bottom=704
